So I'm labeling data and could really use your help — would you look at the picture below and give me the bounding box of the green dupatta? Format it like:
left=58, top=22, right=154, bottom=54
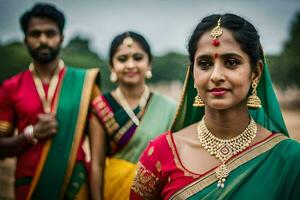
left=171, top=60, right=288, bottom=136
left=27, top=67, right=100, bottom=200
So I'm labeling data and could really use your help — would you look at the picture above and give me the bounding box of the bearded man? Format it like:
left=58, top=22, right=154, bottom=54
left=0, top=3, right=103, bottom=200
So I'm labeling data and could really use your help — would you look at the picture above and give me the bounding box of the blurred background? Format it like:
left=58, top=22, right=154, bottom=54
left=1, top=0, right=300, bottom=199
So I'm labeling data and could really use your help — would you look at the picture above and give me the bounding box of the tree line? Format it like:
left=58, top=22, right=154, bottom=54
left=1, top=11, right=299, bottom=92
left=0, top=36, right=188, bottom=92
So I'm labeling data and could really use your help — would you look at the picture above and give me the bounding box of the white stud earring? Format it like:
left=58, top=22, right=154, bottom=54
left=145, top=70, right=152, bottom=79
left=110, top=72, right=117, bottom=82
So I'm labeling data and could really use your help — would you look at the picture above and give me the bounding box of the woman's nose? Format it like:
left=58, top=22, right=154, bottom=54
left=210, top=63, right=225, bottom=83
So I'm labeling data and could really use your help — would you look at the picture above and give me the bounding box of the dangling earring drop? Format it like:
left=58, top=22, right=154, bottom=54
left=193, top=95, right=205, bottom=107
left=247, top=79, right=262, bottom=108
left=145, top=70, right=152, bottom=79
left=110, top=72, right=117, bottom=82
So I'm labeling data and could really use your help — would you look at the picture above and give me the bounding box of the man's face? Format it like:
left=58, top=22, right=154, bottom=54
left=25, top=17, right=63, bottom=64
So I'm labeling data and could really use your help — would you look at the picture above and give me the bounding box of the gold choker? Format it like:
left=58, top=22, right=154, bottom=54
left=197, top=117, right=257, bottom=188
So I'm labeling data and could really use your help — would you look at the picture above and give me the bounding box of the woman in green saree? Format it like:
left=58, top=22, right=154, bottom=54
left=130, top=14, right=300, bottom=200
left=89, top=31, right=177, bottom=200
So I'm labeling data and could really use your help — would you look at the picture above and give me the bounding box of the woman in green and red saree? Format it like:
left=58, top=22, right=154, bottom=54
left=90, top=31, right=177, bottom=199
left=130, top=14, right=300, bottom=200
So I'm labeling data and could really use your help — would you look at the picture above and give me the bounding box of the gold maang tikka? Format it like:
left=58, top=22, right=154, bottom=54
left=210, top=18, right=223, bottom=46
left=123, top=36, right=134, bottom=47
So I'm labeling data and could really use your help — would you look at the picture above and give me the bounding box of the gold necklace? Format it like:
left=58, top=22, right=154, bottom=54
left=197, top=116, right=257, bottom=188
left=29, top=60, right=64, bottom=113
left=115, top=86, right=150, bottom=126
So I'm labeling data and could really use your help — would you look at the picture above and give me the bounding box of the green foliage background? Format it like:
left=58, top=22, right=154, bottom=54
left=268, top=12, right=300, bottom=89
left=0, top=36, right=188, bottom=93
left=1, top=11, right=299, bottom=91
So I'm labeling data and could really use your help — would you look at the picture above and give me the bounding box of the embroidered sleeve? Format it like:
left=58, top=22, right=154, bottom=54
left=0, top=81, right=15, bottom=136
left=130, top=142, right=162, bottom=200
left=88, top=85, right=101, bottom=119
left=91, top=95, right=119, bottom=134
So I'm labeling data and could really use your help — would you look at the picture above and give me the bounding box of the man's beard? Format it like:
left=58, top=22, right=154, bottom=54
left=27, top=44, right=61, bottom=64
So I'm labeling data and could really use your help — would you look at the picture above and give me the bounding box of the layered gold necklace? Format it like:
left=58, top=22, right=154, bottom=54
left=197, top=116, right=257, bottom=188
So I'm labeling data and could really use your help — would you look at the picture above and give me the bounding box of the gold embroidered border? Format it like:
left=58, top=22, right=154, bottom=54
left=112, top=110, right=143, bottom=142
left=131, top=162, right=161, bottom=199
left=0, top=121, right=13, bottom=136
left=166, top=132, right=198, bottom=178
left=93, top=96, right=119, bottom=135
left=169, top=134, right=288, bottom=200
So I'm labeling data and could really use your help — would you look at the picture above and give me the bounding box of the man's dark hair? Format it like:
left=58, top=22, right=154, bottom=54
left=20, top=3, right=65, bottom=35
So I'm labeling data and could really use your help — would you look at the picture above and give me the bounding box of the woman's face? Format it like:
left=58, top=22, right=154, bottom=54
left=193, top=28, right=258, bottom=110
left=111, top=40, right=151, bottom=86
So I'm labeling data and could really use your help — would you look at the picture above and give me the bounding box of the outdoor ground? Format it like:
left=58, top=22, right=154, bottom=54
left=282, top=108, right=300, bottom=140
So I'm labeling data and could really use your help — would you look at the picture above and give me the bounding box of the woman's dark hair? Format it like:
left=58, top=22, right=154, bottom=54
left=20, top=3, right=65, bottom=35
left=188, top=13, right=264, bottom=70
left=109, top=31, right=152, bottom=66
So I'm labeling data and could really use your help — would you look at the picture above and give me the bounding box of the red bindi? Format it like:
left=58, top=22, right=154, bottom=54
left=214, top=53, right=219, bottom=58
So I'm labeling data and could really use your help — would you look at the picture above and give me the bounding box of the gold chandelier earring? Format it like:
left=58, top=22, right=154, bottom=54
left=247, top=79, right=262, bottom=108
left=193, top=94, right=205, bottom=107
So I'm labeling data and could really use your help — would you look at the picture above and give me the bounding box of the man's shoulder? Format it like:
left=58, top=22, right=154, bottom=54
left=1, top=70, right=29, bottom=89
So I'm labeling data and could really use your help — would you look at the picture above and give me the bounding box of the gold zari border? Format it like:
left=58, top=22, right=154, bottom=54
left=0, top=121, right=13, bottom=136
left=131, top=162, right=161, bottom=200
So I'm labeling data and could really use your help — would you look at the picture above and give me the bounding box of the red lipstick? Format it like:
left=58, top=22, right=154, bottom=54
left=209, top=87, right=228, bottom=97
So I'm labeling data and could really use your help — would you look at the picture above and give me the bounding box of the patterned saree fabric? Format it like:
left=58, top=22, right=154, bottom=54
left=92, top=92, right=177, bottom=200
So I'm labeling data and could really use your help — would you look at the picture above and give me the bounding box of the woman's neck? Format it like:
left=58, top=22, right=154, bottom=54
left=204, top=105, right=250, bottom=139
left=116, top=83, right=147, bottom=107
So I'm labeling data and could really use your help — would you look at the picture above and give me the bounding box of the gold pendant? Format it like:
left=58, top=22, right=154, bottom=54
left=215, top=163, right=230, bottom=188
left=216, top=144, right=233, bottom=162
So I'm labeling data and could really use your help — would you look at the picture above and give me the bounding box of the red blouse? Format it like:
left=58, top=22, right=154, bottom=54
left=130, top=131, right=201, bottom=200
